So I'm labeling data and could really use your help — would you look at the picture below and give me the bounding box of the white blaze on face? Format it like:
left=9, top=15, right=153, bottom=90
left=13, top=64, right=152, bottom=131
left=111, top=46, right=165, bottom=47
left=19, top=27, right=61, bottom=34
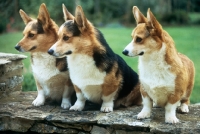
left=58, top=24, right=65, bottom=35
left=48, top=24, right=66, bottom=57
left=50, top=43, right=56, bottom=51
left=124, top=40, right=135, bottom=56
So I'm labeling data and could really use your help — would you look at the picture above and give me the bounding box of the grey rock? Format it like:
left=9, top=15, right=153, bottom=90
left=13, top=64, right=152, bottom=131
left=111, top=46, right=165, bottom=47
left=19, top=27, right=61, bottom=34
left=0, top=92, right=200, bottom=133
left=91, top=126, right=109, bottom=134
left=0, top=52, right=27, bottom=65
left=0, top=53, right=26, bottom=99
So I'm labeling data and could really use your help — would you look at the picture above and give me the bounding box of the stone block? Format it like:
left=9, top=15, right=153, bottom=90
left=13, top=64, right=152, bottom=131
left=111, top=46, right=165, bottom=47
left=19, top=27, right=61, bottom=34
left=0, top=52, right=27, bottom=99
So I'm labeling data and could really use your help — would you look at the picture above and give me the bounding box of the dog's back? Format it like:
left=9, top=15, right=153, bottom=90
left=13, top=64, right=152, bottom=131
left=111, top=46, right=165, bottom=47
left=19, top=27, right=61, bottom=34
left=95, top=29, right=141, bottom=107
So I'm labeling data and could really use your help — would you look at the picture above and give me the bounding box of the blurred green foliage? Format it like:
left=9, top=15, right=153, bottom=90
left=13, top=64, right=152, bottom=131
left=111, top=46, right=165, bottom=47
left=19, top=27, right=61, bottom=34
left=1, top=0, right=200, bottom=33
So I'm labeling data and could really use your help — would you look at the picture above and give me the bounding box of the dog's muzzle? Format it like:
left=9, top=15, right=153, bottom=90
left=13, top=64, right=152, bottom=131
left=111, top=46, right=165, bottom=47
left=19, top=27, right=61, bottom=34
left=48, top=49, right=54, bottom=55
left=15, top=45, right=21, bottom=51
left=122, top=50, right=129, bottom=56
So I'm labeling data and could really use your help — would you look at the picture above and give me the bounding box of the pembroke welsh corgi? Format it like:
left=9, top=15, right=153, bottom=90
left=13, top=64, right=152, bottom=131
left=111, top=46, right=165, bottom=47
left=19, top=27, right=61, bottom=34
left=48, top=4, right=141, bottom=112
left=123, top=6, right=195, bottom=123
left=15, top=3, right=74, bottom=109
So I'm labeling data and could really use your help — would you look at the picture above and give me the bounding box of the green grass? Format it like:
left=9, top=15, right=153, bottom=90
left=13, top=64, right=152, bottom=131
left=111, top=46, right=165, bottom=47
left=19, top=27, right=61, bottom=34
left=0, top=26, right=199, bottom=103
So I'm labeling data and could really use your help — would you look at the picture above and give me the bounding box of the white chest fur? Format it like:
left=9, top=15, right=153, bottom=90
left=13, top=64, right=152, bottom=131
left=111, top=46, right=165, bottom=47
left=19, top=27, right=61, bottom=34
left=139, top=44, right=176, bottom=106
left=31, top=52, right=62, bottom=83
left=67, top=54, right=106, bottom=103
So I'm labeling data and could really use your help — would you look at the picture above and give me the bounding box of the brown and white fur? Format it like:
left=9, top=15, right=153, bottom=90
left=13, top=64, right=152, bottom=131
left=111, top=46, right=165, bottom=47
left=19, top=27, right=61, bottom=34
left=48, top=5, right=141, bottom=112
left=15, top=4, right=74, bottom=109
left=123, top=6, right=195, bottom=123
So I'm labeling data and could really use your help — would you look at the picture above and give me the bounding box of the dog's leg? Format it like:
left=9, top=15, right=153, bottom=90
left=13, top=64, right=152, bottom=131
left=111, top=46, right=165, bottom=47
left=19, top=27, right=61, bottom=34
left=165, top=89, right=183, bottom=123
left=32, top=80, right=45, bottom=106
left=137, top=95, right=152, bottom=119
left=101, top=90, right=117, bottom=112
left=61, top=83, right=74, bottom=109
left=69, top=85, right=86, bottom=111
left=137, top=86, right=152, bottom=119
left=101, top=73, right=120, bottom=112
left=179, top=69, right=195, bottom=113
left=61, top=79, right=74, bottom=109
left=101, top=67, right=122, bottom=112
left=165, top=101, right=180, bottom=123
left=178, top=84, right=193, bottom=113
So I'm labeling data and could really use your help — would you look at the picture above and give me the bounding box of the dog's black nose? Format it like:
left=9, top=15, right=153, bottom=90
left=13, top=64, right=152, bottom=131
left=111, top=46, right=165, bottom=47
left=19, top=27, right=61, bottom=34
left=122, top=50, right=129, bottom=56
left=15, top=45, right=21, bottom=51
left=48, top=49, right=54, bottom=55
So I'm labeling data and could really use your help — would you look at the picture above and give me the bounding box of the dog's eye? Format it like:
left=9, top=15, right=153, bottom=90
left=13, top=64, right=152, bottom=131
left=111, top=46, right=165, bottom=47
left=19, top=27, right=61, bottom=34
left=28, top=33, right=35, bottom=38
left=136, top=37, right=142, bottom=43
left=63, top=36, right=69, bottom=41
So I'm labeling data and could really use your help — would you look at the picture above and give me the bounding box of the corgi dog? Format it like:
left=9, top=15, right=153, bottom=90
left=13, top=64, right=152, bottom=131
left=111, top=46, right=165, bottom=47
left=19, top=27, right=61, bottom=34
left=123, top=6, right=195, bottom=123
left=48, top=5, right=141, bottom=112
left=15, top=3, right=74, bottom=109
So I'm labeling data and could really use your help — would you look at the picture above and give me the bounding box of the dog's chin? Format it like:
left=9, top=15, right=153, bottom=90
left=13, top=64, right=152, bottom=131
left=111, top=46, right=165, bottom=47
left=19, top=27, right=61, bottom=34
left=52, top=53, right=66, bottom=58
left=128, top=52, right=144, bottom=57
left=56, top=55, right=66, bottom=58
left=17, top=49, right=25, bottom=53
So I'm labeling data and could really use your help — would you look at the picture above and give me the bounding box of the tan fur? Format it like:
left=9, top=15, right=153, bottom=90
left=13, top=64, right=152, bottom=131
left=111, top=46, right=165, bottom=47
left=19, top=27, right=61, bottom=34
left=55, top=22, right=105, bottom=59
left=45, top=74, right=69, bottom=101
left=16, top=3, right=74, bottom=108
left=73, top=85, right=81, bottom=93
left=125, top=6, right=195, bottom=123
left=63, top=4, right=74, bottom=21
left=131, top=7, right=194, bottom=106
left=115, top=82, right=142, bottom=107
left=35, top=78, right=42, bottom=91
left=69, top=6, right=138, bottom=101
left=102, top=63, right=122, bottom=96
left=51, top=5, right=141, bottom=112
left=19, top=7, right=58, bottom=53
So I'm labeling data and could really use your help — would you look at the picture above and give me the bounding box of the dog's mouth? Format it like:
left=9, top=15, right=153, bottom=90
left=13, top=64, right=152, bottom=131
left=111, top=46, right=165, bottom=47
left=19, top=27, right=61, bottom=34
left=29, top=46, right=37, bottom=51
left=138, top=51, right=144, bottom=56
left=65, top=50, right=72, bottom=55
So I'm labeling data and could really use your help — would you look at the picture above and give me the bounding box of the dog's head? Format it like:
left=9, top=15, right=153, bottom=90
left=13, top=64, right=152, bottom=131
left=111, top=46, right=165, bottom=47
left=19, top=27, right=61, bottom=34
left=15, top=3, right=58, bottom=53
left=122, top=6, right=163, bottom=57
left=48, top=4, right=99, bottom=57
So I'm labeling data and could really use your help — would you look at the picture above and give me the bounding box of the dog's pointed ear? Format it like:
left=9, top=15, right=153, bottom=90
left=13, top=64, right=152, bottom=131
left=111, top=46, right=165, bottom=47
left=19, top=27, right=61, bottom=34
left=133, top=6, right=147, bottom=24
left=37, top=3, right=50, bottom=30
left=19, top=9, right=32, bottom=25
left=74, top=5, right=88, bottom=31
left=147, top=8, right=162, bottom=37
left=62, top=4, right=74, bottom=21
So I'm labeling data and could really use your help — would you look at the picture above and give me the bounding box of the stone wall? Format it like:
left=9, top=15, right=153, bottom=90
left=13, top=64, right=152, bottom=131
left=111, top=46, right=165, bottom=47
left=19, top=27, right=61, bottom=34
left=0, top=52, right=26, bottom=99
left=0, top=53, right=200, bottom=134
left=0, top=92, right=200, bottom=134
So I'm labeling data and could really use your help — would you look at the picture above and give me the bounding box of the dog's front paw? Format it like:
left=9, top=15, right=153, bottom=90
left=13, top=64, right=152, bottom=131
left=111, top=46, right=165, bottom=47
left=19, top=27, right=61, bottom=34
left=61, top=98, right=71, bottom=109
left=100, top=106, right=113, bottom=112
left=165, top=116, right=179, bottom=124
left=137, top=111, right=151, bottom=119
left=69, top=104, right=84, bottom=111
left=32, top=96, right=45, bottom=106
